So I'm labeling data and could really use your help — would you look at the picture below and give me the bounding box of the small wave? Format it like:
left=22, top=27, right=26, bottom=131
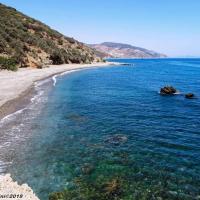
left=31, top=90, right=44, bottom=103
left=0, top=160, right=13, bottom=174
left=52, top=75, right=58, bottom=86
left=60, top=69, right=79, bottom=76
left=158, top=91, right=181, bottom=95
left=35, top=78, right=51, bottom=87
left=0, top=108, right=27, bottom=125
left=52, top=69, right=82, bottom=86
left=0, top=79, right=49, bottom=126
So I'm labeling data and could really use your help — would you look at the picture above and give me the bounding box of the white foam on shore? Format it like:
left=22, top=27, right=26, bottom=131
left=52, top=69, right=82, bottom=86
left=1, top=68, right=84, bottom=124
left=31, top=87, right=44, bottom=103
left=0, top=84, right=44, bottom=126
left=52, top=75, right=58, bottom=86
left=52, top=70, right=75, bottom=87
left=0, top=79, right=50, bottom=173
left=0, top=76, right=54, bottom=125
left=0, top=108, right=27, bottom=125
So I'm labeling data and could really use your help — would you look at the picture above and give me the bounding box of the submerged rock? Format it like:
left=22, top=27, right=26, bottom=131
left=81, top=163, right=94, bottom=175
left=65, top=113, right=87, bottom=122
left=104, top=178, right=122, bottom=197
left=160, top=86, right=177, bottom=95
left=49, top=176, right=124, bottom=200
left=185, top=93, right=195, bottom=99
left=105, top=134, right=128, bottom=145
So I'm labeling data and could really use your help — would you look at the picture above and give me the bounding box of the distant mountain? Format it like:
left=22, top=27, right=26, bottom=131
left=89, top=42, right=167, bottom=58
left=0, top=3, right=100, bottom=70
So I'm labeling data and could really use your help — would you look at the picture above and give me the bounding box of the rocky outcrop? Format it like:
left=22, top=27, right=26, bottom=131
left=160, top=86, right=177, bottom=95
left=185, top=93, right=195, bottom=99
left=0, top=174, right=39, bottom=200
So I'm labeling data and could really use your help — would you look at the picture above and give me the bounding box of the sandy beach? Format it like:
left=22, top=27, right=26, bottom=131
left=0, top=62, right=116, bottom=120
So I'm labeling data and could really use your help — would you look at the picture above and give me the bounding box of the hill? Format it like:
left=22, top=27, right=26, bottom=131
left=89, top=42, right=167, bottom=58
left=0, top=3, right=100, bottom=70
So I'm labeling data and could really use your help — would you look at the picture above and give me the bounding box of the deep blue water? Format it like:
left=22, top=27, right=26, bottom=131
left=1, top=58, right=200, bottom=199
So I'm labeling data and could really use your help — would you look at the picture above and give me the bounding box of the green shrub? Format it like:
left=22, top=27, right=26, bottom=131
left=50, top=51, right=64, bottom=65
left=0, top=3, right=99, bottom=68
left=0, top=56, right=17, bottom=71
left=58, top=39, right=63, bottom=45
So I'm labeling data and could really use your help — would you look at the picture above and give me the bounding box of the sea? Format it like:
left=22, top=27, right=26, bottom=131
left=0, top=58, right=200, bottom=199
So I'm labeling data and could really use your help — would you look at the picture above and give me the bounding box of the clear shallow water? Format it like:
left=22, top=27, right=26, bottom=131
left=1, top=59, right=200, bottom=199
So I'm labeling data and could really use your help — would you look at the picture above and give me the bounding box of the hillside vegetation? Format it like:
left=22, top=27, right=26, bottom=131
left=0, top=3, right=100, bottom=70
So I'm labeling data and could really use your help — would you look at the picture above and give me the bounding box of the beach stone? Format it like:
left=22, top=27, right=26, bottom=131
left=160, top=86, right=177, bottom=95
left=105, top=134, right=128, bottom=145
left=185, top=93, right=195, bottom=99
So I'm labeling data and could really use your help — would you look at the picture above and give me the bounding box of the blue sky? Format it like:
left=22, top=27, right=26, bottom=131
left=1, top=0, right=200, bottom=57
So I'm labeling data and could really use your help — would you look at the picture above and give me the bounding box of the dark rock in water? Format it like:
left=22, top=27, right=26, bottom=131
left=185, top=93, right=195, bottom=99
left=105, top=134, right=128, bottom=145
left=104, top=178, right=122, bottom=197
left=81, top=163, right=94, bottom=175
left=65, top=113, right=87, bottom=122
left=160, top=86, right=177, bottom=95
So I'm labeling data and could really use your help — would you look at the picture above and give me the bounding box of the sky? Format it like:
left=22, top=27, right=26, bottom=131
left=1, top=0, right=200, bottom=57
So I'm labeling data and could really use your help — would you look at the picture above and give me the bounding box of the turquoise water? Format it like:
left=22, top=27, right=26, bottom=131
left=1, top=59, right=200, bottom=199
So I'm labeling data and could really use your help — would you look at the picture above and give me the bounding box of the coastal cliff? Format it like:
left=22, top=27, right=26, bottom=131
left=0, top=3, right=101, bottom=70
left=89, top=42, right=167, bottom=58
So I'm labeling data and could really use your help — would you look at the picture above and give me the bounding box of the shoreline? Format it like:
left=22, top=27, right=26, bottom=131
left=0, top=62, right=117, bottom=120
left=0, top=62, right=118, bottom=199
